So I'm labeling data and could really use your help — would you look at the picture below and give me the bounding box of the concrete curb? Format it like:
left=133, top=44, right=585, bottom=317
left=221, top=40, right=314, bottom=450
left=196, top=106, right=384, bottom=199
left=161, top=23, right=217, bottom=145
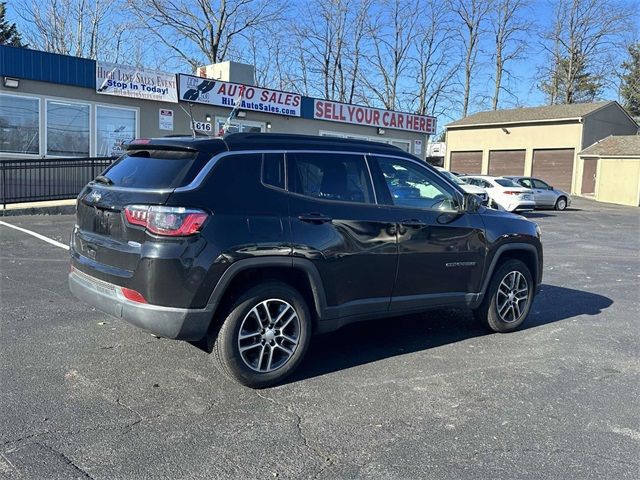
left=1, top=201, right=76, bottom=217
left=0, top=205, right=75, bottom=217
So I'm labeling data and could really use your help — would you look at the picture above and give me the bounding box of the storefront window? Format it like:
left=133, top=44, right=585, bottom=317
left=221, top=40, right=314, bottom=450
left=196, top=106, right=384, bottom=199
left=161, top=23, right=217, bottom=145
left=46, top=101, right=90, bottom=156
left=96, top=106, right=137, bottom=157
left=0, top=94, right=39, bottom=154
left=215, top=118, right=264, bottom=135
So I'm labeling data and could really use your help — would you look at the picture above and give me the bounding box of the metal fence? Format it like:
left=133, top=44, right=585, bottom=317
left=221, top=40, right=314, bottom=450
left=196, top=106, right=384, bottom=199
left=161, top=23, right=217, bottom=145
left=0, top=157, right=114, bottom=208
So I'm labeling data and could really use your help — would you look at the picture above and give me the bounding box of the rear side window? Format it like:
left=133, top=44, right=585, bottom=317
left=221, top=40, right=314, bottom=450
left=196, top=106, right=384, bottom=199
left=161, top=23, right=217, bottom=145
left=262, top=153, right=285, bottom=189
left=288, top=153, right=374, bottom=204
left=103, top=149, right=200, bottom=189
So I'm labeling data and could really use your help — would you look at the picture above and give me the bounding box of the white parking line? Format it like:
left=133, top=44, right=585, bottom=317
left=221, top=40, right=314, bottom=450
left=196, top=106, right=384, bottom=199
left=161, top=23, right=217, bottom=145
left=0, top=220, right=70, bottom=250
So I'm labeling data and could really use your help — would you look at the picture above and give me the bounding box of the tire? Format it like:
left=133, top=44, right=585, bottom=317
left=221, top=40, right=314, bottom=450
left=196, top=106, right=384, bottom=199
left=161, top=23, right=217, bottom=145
left=554, top=196, right=568, bottom=211
left=473, top=259, right=534, bottom=333
left=211, top=281, right=312, bottom=388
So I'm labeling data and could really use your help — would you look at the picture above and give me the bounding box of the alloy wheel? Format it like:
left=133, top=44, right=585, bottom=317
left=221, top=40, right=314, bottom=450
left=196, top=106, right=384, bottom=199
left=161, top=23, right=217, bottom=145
left=237, top=299, right=300, bottom=372
left=496, top=271, right=529, bottom=323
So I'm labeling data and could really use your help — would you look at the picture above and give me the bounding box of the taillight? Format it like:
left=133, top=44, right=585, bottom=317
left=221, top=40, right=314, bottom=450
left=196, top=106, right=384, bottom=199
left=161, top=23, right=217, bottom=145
left=124, top=205, right=209, bottom=236
left=503, top=191, right=520, bottom=195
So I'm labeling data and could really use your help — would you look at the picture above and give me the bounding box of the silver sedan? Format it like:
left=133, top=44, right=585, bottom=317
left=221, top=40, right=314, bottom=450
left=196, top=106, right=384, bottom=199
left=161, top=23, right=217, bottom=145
left=504, top=176, right=572, bottom=210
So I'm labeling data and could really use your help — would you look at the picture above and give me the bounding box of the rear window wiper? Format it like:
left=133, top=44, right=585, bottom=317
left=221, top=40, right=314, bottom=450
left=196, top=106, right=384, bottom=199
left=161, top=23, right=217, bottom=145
left=94, top=175, right=113, bottom=185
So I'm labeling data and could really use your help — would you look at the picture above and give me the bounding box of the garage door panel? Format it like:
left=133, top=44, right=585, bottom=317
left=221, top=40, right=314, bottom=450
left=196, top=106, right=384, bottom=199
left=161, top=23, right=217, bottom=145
left=450, top=151, right=482, bottom=174
left=488, top=150, right=526, bottom=177
left=532, top=149, right=574, bottom=192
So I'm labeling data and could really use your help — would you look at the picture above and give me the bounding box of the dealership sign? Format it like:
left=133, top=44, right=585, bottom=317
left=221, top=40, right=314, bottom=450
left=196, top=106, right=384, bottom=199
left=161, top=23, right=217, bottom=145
left=178, top=74, right=301, bottom=117
left=96, top=62, right=178, bottom=103
left=314, top=100, right=436, bottom=134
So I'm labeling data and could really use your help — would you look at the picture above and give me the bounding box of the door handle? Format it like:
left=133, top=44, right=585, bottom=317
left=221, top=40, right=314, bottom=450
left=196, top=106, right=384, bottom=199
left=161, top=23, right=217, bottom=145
left=298, top=213, right=332, bottom=224
left=400, top=219, right=427, bottom=228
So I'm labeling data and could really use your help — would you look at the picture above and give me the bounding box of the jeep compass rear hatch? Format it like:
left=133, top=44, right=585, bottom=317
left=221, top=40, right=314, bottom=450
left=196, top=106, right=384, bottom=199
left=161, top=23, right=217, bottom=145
left=73, top=142, right=218, bottom=279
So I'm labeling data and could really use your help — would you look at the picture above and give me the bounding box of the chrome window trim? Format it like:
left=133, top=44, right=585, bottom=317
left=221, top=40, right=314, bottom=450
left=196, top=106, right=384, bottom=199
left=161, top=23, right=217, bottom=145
left=174, top=149, right=412, bottom=194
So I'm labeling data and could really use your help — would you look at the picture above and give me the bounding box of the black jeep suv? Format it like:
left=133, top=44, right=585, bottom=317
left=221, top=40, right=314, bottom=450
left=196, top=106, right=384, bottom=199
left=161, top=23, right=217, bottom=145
left=69, top=133, right=542, bottom=388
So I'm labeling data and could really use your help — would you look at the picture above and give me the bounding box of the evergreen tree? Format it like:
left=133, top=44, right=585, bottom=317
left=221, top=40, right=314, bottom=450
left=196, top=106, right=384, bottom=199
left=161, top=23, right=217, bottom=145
left=620, top=43, right=640, bottom=117
left=541, top=54, right=603, bottom=104
left=0, top=2, right=25, bottom=47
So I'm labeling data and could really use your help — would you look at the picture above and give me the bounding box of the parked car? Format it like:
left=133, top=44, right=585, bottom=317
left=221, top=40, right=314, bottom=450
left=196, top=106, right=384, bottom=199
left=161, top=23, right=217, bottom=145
left=435, top=167, right=489, bottom=204
left=503, top=176, right=571, bottom=210
left=461, top=175, right=536, bottom=212
left=69, top=134, right=543, bottom=388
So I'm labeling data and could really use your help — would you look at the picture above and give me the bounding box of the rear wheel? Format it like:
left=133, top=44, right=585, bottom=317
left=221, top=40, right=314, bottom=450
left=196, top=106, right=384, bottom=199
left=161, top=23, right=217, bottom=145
left=211, top=282, right=312, bottom=388
left=554, top=196, right=568, bottom=210
left=474, top=259, right=534, bottom=332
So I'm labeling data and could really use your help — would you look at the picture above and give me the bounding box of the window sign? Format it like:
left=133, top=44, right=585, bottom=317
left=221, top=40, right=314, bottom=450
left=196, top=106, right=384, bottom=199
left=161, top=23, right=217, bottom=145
left=414, top=139, right=423, bottom=155
left=46, top=101, right=90, bottom=156
left=159, top=109, right=174, bottom=131
left=0, top=94, right=39, bottom=154
left=96, top=106, right=137, bottom=157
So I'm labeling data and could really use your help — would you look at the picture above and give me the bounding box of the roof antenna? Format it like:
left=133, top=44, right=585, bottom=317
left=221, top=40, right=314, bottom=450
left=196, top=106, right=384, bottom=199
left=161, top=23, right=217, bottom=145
left=178, top=102, right=198, bottom=138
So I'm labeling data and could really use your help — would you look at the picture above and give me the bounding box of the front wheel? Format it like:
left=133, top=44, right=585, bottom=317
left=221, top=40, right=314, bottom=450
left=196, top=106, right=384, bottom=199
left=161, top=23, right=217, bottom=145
left=211, top=282, right=312, bottom=388
left=474, top=259, right=534, bottom=332
left=555, top=197, right=568, bottom=210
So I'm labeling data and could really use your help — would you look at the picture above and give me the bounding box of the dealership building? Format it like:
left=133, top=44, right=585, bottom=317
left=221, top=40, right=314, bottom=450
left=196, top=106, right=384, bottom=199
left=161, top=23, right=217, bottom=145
left=0, top=45, right=435, bottom=161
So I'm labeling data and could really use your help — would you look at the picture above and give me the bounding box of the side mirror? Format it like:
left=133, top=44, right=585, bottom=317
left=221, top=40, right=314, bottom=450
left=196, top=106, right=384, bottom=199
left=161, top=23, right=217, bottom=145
left=463, top=192, right=482, bottom=213
left=548, top=186, right=554, bottom=190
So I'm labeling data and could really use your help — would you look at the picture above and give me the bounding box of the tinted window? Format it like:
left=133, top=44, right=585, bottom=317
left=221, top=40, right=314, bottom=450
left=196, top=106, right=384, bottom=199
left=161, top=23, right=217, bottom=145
left=375, top=157, right=457, bottom=210
left=496, top=178, right=518, bottom=187
left=262, top=153, right=285, bottom=189
left=104, top=149, right=199, bottom=188
left=533, top=179, right=549, bottom=189
left=519, top=178, right=532, bottom=188
left=288, top=153, right=374, bottom=204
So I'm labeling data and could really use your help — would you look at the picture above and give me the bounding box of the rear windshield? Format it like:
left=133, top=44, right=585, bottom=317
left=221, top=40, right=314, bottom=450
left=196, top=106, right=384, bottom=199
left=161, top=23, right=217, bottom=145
left=103, top=149, right=200, bottom=189
left=495, top=178, right=518, bottom=187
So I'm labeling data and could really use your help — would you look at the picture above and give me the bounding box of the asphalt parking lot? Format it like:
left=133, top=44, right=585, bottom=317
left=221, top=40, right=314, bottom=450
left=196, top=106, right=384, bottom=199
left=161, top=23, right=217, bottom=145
left=1, top=197, right=638, bottom=479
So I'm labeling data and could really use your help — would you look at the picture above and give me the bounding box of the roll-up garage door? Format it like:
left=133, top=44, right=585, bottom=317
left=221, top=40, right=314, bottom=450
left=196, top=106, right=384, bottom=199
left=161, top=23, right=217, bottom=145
left=488, top=150, right=526, bottom=177
left=532, top=149, right=575, bottom=192
left=449, top=151, right=482, bottom=174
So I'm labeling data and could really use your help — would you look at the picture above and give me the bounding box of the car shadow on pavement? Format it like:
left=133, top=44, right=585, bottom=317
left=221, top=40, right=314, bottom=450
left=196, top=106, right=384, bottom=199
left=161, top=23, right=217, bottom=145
left=284, top=284, right=613, bottom=384
left=522, top=211, right=558, bottom=219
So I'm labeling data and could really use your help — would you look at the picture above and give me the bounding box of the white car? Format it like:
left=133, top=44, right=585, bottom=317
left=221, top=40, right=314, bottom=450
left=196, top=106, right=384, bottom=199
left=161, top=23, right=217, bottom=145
left=461, top=175, right=535, bottom=212
left=435, top=167, right=489, bottom=204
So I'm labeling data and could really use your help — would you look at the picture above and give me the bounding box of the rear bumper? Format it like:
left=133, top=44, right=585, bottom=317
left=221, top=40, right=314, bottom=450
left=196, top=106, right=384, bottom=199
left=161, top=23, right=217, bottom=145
left=69, top=268, right=213, bottom=341
left=510, top=201, right=536, bottom=212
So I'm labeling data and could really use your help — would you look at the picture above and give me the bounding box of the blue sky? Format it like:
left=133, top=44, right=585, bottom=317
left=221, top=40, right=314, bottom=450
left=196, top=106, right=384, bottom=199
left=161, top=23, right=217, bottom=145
left=6, top=0, right=640, bottom=122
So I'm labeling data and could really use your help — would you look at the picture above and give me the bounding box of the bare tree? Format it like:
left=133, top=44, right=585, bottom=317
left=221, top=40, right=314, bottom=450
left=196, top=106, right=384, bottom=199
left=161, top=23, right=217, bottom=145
left=362, top=0, right=419, bottom=110
left=540, top=0, right=632, bottom=104
left=490, top=0, right=529, bottom=109
left=15, top=0, right=130, bottom=61
left=291, top=0, right=371, bottom=102
left=452, top=0, right=492, bottom=117
left=126, top=0, right=285, bottom=70
left=411, top=0, right=461, bottom=118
